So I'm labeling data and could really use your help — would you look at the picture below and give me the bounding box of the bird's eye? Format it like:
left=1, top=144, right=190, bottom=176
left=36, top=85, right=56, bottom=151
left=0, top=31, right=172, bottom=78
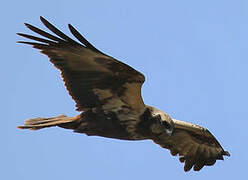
left=161, top=121, right=171, bottom=129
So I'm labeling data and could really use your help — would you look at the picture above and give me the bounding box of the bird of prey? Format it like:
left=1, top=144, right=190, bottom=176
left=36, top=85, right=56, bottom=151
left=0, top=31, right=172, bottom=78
left=18, top=16, right=230, bottom=172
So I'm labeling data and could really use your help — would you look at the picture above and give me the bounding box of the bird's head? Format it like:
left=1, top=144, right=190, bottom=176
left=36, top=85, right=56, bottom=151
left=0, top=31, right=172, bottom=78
left=147, top=106, right=174, bottom=136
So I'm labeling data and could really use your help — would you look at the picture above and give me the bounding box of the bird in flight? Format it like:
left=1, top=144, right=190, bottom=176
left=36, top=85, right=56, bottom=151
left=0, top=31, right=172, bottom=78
left=18, top=16, right=230, bottom=172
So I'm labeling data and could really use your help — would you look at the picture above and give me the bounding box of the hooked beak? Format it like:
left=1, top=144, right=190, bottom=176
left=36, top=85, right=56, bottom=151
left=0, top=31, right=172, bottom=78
left=165, top=128, right=173, bottom=136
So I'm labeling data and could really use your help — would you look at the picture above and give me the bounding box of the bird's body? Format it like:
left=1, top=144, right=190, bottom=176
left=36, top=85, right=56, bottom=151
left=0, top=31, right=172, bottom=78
left=28, top=105, right=165, bottom=141
left=18, top=17, right=230, bottom=172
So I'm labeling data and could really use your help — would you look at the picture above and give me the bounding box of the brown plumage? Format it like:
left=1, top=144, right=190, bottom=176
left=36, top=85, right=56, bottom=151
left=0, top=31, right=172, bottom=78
left=18, top=16, right=230, bottom=172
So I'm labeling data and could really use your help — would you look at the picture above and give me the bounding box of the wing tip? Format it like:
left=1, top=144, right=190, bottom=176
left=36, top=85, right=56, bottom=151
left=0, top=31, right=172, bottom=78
left=223, top=150, right=230, bottom=157
left=16, top=41, right=31, bottom=44
left=24, top=23, right=32, bottom=28
left=40, top=16, right=48, bottom=25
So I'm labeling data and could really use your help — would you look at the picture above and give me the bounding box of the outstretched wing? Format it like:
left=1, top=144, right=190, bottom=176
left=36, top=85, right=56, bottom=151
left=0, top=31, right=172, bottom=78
left=153, top=119, right=230, bottom=172
left=18, top=16, right=145, bottom=112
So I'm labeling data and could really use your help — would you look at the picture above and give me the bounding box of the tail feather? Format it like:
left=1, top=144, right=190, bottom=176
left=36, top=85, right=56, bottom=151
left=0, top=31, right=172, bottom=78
left=18, top=114, right=80, bottom=130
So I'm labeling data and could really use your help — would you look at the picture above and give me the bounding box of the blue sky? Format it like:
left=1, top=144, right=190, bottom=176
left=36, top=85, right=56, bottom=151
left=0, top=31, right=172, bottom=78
left=1, top=0, right=247, bottom=179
